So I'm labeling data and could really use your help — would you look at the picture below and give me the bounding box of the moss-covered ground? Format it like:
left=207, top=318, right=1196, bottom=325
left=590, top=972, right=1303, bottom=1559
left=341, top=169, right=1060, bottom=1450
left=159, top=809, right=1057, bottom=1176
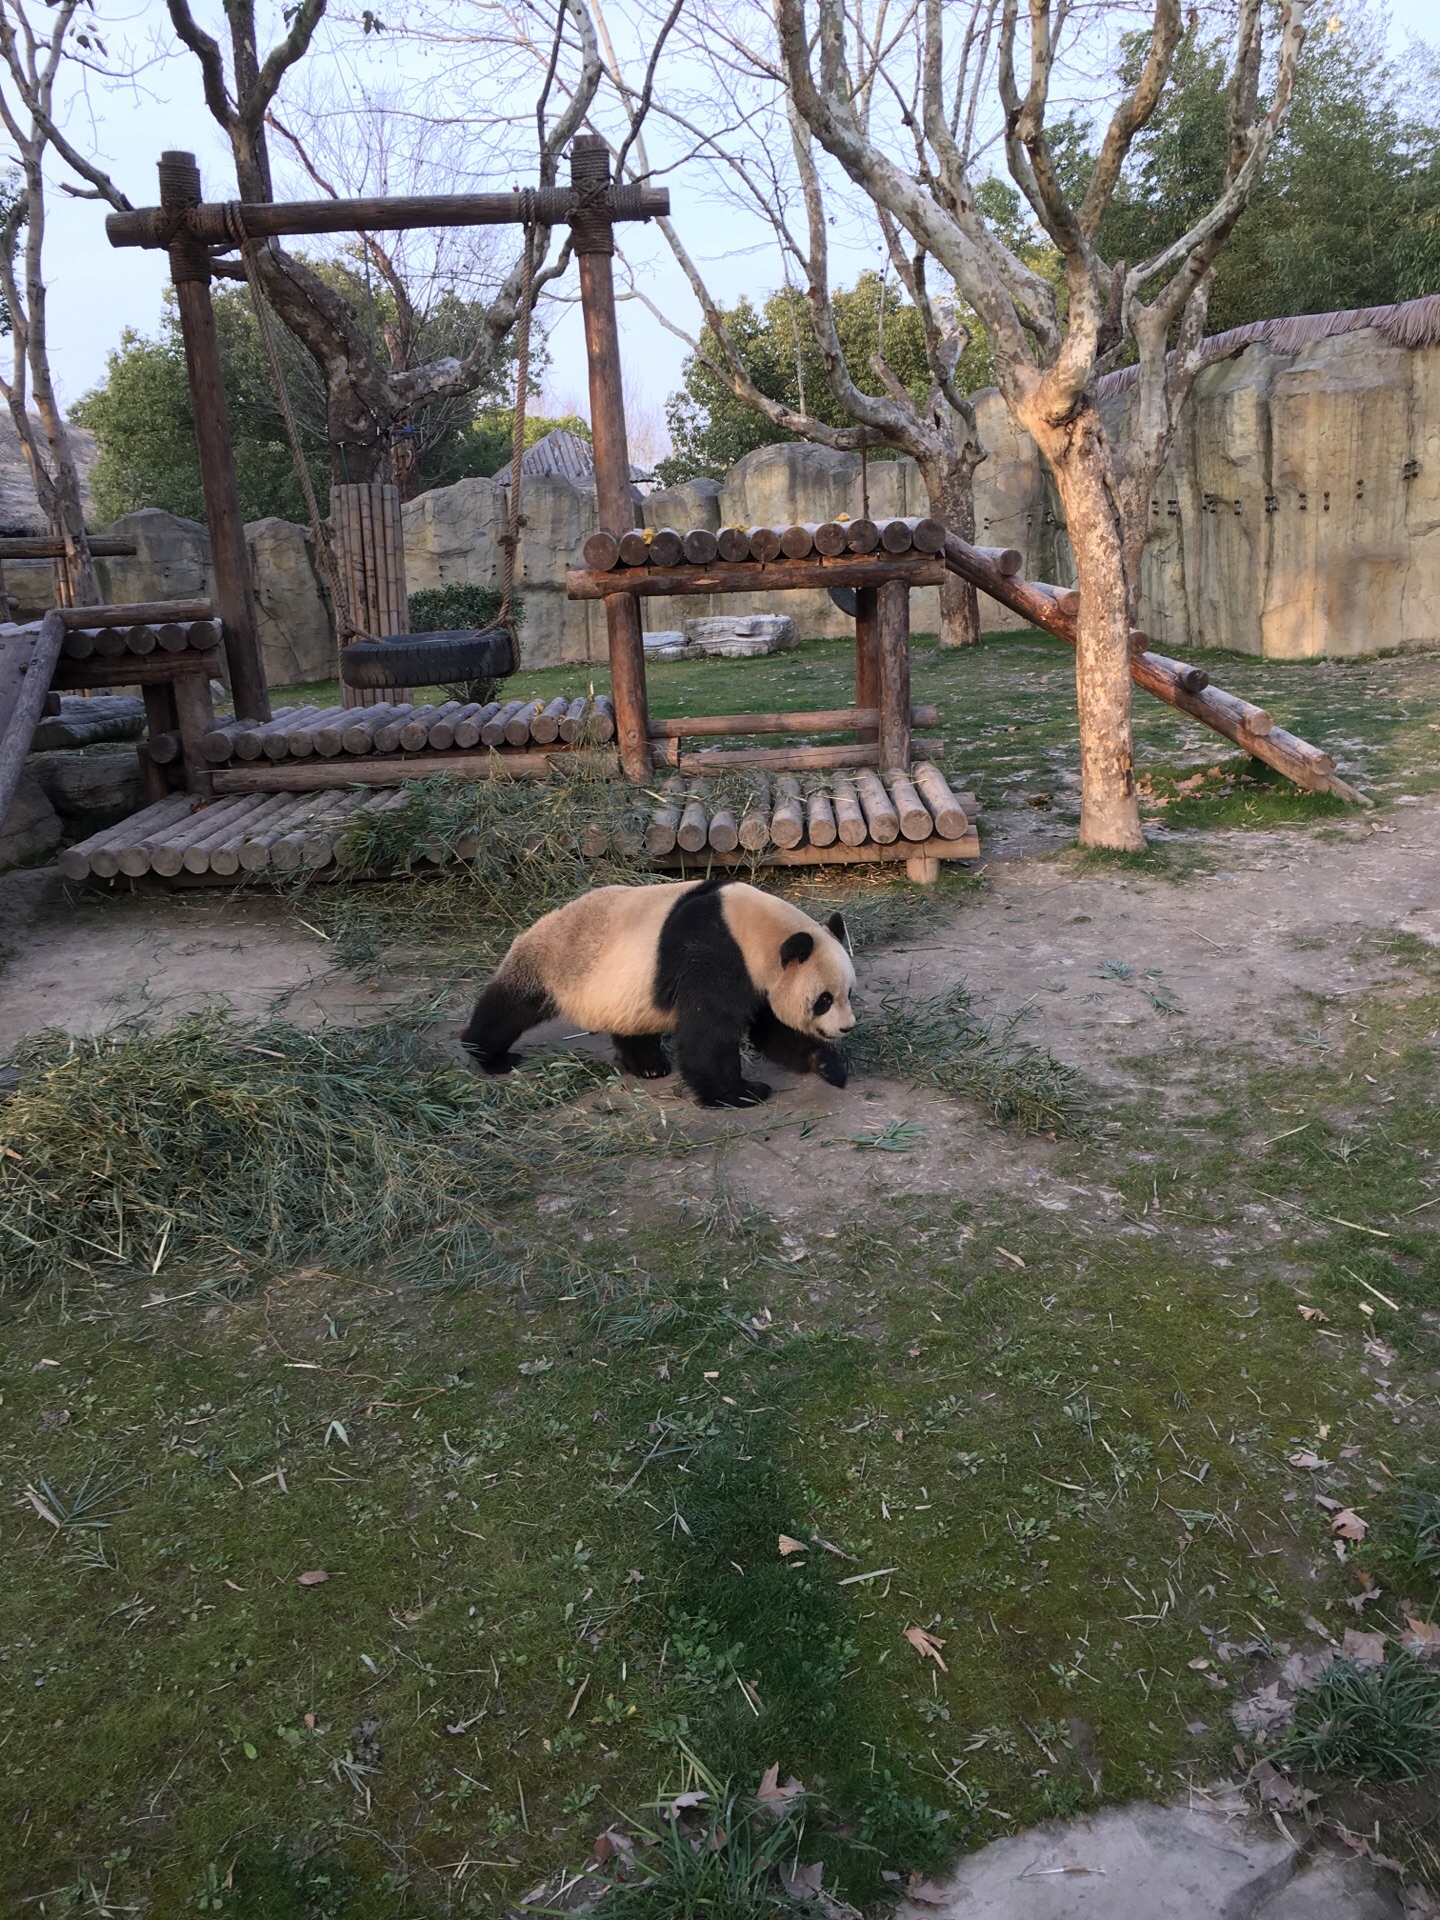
left=2, top=633, right=1437, bottom=1915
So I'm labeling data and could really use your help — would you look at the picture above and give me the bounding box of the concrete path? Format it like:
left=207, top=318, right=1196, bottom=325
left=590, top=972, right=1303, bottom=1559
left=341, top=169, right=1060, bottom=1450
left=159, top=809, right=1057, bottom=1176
left=893, top=1799, right=1406, bottom=1920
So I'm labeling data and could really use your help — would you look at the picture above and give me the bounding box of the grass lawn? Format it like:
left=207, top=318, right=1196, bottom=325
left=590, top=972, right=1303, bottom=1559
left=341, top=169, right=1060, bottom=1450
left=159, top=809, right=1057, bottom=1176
left=2, top=632, right=1438, bottom=1916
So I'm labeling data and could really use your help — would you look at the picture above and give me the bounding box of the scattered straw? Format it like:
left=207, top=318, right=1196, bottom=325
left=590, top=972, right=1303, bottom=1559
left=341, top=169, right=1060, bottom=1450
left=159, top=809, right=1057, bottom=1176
left=0, top=1014, right=648, bottom=1295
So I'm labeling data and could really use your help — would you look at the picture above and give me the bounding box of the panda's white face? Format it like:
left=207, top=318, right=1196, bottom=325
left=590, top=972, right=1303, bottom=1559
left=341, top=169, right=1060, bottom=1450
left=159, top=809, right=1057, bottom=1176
left=771, top=925, right=857, bottom=1039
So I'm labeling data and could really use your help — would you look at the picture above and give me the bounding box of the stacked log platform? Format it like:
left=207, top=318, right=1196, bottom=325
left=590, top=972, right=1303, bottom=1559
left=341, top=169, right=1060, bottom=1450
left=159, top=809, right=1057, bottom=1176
left=60, top=787, right=429, bottom=883
left=198, top=696, right=944, bottom=792
left=60, top=765, right=978, bottom=886
left=628, top=764, right=977, bottom=880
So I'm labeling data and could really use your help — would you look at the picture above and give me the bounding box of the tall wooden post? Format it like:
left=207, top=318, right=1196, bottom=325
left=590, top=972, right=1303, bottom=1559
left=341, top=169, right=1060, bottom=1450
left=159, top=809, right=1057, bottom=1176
left=877, top=578, right=912, bottom=771
left=571, top=136, right=651, bottom=781
left=855, top=585, right=880, bottom=745
left=159, top=152, right=270, bottom=723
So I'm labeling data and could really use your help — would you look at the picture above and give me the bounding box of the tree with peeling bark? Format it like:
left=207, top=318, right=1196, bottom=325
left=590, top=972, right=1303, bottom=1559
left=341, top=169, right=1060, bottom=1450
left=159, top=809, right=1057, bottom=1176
left=163, top=0, right=602, bottom=493
left=0, top=0, right=131, bottom=605
left=598, top=0, right=989, bottom=646
left=774, top=0, right=1312, bottom=848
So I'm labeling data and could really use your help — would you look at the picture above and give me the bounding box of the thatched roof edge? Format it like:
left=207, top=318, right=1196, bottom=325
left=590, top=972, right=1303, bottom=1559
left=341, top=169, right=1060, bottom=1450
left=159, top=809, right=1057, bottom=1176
left=1093, top=292, right=1440, bottom=402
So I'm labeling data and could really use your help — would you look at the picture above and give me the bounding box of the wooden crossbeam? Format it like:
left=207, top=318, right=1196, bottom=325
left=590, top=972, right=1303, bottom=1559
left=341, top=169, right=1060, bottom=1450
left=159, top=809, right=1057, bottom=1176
left=107, top=184, right=669, bottom=250
left=566, top=551, right=947, bottom=599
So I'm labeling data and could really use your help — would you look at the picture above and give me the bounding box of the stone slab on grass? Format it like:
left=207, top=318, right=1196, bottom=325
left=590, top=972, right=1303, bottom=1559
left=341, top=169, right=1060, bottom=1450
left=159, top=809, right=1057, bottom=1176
left=894, top=1801, right=1403, bottom=1920
left=681, top=613, right=800, bottom=658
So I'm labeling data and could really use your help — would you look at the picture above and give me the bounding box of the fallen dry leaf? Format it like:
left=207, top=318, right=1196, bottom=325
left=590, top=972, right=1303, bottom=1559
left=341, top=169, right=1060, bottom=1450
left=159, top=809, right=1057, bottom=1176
left=1251, top=1759, right=1317, bottom=1813
left=1400, top=1617, right=1440, bottom=1660
left=905, top=1879, right=952, bottom=1906
left=1341, top=1629, right=1387, bottom=1668
left=1298, top=1305, right=1326, bottom=1322
left=777, top=1534, right=807, bottom=1557
left=755, top=1764, right=806, bottom=1818
left=297, top=1569, right=329, bottom=1586
left=903, top=1625, right=948, bottom=1672
left=1287, top=1451, right=1328, bottom=1471
left=1331, top=1508, right=1368, bottom=1542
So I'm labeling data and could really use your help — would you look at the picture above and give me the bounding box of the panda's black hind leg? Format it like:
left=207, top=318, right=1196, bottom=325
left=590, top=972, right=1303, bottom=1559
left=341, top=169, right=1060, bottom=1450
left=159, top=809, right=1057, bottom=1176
left=459, top=975, right=556, bottom=1073
left=748, top=1003, right=848, bottom=1087
left=613, top=1033, right=672, bottom=1079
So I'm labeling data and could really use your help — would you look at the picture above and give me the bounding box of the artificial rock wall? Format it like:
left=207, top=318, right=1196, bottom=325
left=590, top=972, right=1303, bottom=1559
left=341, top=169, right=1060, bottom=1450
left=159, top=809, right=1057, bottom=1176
left=22, top=325, right=1433, bottom=681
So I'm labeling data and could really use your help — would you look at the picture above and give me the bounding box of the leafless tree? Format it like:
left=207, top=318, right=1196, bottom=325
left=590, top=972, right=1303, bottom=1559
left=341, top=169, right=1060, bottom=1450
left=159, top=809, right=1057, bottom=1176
left=0, top=0, right=131, bottom=604
left=163, top=0, right=603, bottom=494
left=775, top=0, right=1312, bottom=848
left=600, top=0, right=988, bottom=645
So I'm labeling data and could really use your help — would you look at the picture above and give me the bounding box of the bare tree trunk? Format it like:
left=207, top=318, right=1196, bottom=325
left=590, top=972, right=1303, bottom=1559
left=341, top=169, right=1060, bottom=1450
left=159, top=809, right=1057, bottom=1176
left=1030, top=404, right=1144, bottom=850
left=918, top=447, right=980, bottom=648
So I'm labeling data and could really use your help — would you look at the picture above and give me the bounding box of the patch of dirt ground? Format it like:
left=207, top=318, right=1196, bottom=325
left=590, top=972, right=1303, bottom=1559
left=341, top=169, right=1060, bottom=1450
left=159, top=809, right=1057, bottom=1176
left=3, top=796, right=1435, bottom=1232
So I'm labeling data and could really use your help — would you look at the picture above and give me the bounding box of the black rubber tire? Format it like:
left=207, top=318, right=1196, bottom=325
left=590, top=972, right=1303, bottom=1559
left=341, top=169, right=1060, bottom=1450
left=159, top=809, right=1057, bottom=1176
left=340, top=627, right=517, bottom=690
left=827, top=586, right=858, bottom=617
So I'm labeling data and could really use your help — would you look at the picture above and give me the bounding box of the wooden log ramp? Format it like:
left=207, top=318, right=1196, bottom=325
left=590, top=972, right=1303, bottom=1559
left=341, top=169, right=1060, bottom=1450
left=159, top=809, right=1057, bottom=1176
left=633, top=762, right=979, bottom=883
left=935, top=532, right=1365, bottom=805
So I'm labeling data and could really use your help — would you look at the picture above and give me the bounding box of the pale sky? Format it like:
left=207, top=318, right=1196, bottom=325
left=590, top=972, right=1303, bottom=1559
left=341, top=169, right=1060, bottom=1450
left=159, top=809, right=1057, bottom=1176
left=41, top=0, right=1440, bottom=449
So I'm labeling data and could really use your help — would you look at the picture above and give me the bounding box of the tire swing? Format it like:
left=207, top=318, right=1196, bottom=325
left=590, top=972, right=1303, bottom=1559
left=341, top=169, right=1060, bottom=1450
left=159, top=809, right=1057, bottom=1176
left=230, top=207, right=535, bottom=692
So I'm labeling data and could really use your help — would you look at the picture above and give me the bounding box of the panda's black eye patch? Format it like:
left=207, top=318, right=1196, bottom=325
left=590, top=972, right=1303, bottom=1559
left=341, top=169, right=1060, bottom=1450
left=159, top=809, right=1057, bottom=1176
left=813, top=992, right=833, bottom=1016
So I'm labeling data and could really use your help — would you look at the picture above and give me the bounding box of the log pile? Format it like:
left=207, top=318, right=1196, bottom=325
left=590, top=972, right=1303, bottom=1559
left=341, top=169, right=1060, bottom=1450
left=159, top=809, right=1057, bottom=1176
left=59, top=787, right=428, bottom=881
left=62, top=764, right=978, bottom=885
left=201, top=694, right=617, bottom=764
left=595, top=763, right=978, bottom=876
left=60, top=618, right=221, bottom=661
left=582, top=516, right=1023, bottom=574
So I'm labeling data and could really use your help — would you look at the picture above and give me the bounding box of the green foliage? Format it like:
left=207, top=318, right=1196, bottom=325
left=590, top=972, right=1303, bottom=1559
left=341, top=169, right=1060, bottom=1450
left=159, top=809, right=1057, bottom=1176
left=1398, top=1483, right=1440, bottom=1576
left=407, top=581, right=507, bottom=632
left=657, top=272, right=991, bottom=486
left=443, top=408, right=590, bottom=484
left=1096, top=15, right=1440, bottom=328
left=71, top=261, right=515, bottom=525
left=1276, top=1655, right=1440, bottom=1782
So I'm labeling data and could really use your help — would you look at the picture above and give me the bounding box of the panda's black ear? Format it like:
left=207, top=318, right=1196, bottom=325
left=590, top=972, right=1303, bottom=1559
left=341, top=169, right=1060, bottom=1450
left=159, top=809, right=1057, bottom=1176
left=779, top=931, right=814, bottom=968
left=826, top=912, right=848, bottom=944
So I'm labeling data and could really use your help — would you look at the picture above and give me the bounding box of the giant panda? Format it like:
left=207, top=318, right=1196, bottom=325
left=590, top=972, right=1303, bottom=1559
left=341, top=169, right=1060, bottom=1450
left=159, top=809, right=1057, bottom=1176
left=460, top=877, right=856, bottom=1107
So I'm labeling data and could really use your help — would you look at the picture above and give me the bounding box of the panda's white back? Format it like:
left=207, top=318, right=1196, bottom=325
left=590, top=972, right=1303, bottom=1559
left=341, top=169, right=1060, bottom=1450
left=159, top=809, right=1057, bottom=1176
left=508, top=881, right=692, bottom=1034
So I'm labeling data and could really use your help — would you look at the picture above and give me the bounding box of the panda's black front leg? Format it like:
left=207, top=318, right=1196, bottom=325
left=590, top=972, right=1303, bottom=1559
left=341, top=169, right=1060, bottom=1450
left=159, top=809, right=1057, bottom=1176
left=612, top=1032, right=672, bottom=1080
left=748, top=1003, right=848, bottom=1088
left=673, top=1007, right=771, bottom=1107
